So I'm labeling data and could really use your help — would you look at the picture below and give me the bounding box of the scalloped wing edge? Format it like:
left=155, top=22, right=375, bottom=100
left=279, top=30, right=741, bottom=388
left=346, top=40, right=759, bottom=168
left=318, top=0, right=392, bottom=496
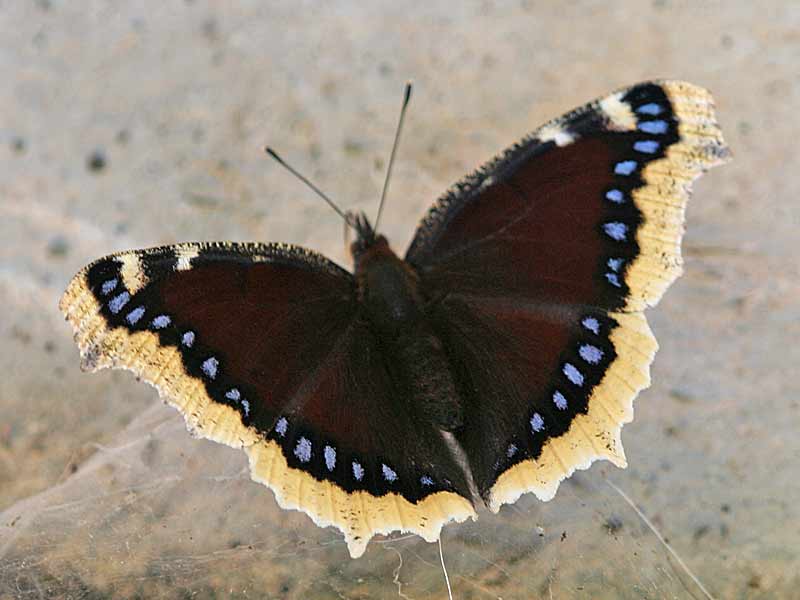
left=488, top=311, right=657, bottom=512
left=59, top=255, right=476, bottom=559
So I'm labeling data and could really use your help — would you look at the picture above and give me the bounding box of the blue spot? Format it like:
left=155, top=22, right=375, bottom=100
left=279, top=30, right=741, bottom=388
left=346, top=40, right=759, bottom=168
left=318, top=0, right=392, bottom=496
left=181, top=331, right=195, bottom=347
left=324, top=446, right=336, bottom=471
left=634, top=140, right=660, bottom=154
left=579, top=344, right=604, bottom=364
left=636, top=102, right=663, bottom=115
left=553, top=390, right=568, bottom=410
left=603, top=222, right=628, bottom=241
left=382, top=464, right=398, bottom=482
left=108, top=292, right=130, bottom=314
left=126, top=306, right=145, bottom=325
left=530, top=413, right=545, bottom=433
left=352, top=461, right=364, bottom=481
left=241, top=399, right=250, bottom=417
left=563, top=363, right=584, bottom=386
left=582, top=317, right=600, bottom=335
left=275, top=417, right=288, bottom=437
left=202, top=357, right=218, bottom=379
left=607, top=257, right=624, bottom=272
left=506, top=444, right=518, bottom=458
left=614, top=160, right=638, bottom=176
left=638, top=120, right=668, bottom=134
left=606, top=272, right=622, bottom=287
left=605, top=189, right=625, bottom=203
left=294, top=437, right=312, bottom=463
left=151, top=315, right=171, bottom=329
left=420, top=475, right=434, bottom=486
left=101, top=278, right=118, bottom=295
left=225, top=388, right=241, bottom=401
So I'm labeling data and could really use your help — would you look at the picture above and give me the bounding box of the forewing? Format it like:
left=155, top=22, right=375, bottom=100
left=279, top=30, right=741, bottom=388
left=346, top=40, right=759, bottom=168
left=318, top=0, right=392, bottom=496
left=60, top=242, right=475, bottom=558
left=406, top=81, right=729, bottom=508
left=407, top=81, right=730, bottom=312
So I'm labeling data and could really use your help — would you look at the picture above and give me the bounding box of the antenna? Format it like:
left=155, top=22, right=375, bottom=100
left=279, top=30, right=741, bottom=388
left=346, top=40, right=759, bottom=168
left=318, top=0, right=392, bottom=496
left=373, top=81, right=413, bottom=232
left=264, top=147, right=355, bottom=229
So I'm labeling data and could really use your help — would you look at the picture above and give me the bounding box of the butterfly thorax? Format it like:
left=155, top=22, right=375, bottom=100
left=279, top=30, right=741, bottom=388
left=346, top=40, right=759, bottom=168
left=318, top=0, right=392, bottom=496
left=352, top=226, right=464, bottom=431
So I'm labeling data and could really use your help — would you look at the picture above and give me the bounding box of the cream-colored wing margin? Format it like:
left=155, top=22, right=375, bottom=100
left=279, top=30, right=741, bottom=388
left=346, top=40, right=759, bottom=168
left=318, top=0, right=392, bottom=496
left=59, top=262, right=475, bottom=559
left=489, top=81, right=729, bottom=511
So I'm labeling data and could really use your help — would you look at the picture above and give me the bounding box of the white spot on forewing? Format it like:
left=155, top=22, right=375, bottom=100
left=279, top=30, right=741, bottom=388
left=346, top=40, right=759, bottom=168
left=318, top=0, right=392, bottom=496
left=530, top=412, right=545, bottom=433
left=240, top=400, right=250, bottom=417
left=175, top=246, right=200, bottom=271
left=101, top=278, right=118, bottom=295
left=202, top=357, right=218, bottom=379
left=181, top=331, right=195, bottom=347
left=294, top=437, right=312, bottom=463
left=126, top=306, right=145, bottom=325
left=506, top=444, right=518, bottom=458
left=579, top=344, right=604, bottom=364
left=382, top=464, right=398, bottom=482
left=118, top=254, right=148, bottom=293
left=324, top=445, right=336, bottom=471
left=538, top=124, right=575, bottom=147
left=599, top=92, right=637, bottom=130
left=275, top=417, right=288, bottom=437
left=225, top=388, right=240, bottom=401
left=553, top=390, right=568, bottom=410
left=582, top=317, right=600, bottom=334
left=352, top=461, right=364, bottom=481
left=563, top=362, right=584, bottom=386
left=108, top=292, right=130, bottom=314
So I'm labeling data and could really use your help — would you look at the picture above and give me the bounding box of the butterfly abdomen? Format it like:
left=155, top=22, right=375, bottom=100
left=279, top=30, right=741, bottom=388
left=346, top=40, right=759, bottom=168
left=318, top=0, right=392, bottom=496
left=355, top=236, right=464, bottom=431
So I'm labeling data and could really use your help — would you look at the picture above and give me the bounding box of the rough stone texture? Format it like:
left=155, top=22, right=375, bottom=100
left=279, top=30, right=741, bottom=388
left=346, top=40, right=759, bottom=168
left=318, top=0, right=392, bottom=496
left=1, top=2, right=798, bottom=598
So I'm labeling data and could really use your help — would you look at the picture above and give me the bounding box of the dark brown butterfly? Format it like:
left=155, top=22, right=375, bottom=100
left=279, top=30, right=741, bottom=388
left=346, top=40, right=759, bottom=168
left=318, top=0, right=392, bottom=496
left=60, top=81, right=729, bottom=558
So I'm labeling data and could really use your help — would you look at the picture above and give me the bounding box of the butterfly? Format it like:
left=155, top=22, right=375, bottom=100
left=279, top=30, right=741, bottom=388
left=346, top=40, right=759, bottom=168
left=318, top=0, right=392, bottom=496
left=60, top=80, right=729, bottom=558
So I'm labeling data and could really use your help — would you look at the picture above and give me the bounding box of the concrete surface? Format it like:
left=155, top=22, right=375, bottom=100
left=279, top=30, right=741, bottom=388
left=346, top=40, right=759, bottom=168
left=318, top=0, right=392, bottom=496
left=1, top=2, right=798, bottom=598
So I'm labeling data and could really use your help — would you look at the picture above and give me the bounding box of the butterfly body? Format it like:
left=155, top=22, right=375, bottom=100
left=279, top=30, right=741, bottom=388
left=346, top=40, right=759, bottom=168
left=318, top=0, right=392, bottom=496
left=352, top=214, right=464, bottom=430
left=60, top=81, right=729, bottom=558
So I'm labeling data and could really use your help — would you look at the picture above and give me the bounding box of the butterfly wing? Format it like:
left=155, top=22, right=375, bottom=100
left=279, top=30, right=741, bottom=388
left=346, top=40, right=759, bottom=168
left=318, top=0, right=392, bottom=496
left=406, top=81, right=729, bottom=510
left=60, top=242, right=475, bottom=557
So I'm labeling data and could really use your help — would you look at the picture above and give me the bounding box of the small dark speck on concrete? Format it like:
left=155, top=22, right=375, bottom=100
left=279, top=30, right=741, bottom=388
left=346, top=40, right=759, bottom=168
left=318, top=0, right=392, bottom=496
left=669, top=388, right=695, bottom=404
left=721, top=33, right=734, bottom=48
left=115, top=129, right=130, bottom=145
left=693, top=524, right=710, bottom=541
left=11, top=137, right=26, bottom=153
left=560, top=531, right=567, bottom=542
left=87, top=149, right=108, bottom=173
left=603, top=515, right=623, bottom=534
left=43, top=340, right=56, bottom=354
left=738, top=121, right=752, bottom=136
left=47, top=235, right=70, bottom=258
left=721, top=503, right=731, bottom=513
left=747, top=574, right=762, bottom=589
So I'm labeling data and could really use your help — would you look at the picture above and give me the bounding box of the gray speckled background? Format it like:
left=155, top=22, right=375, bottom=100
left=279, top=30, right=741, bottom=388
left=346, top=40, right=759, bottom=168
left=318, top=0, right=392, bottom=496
left=1, top=2, right=798, bottom=598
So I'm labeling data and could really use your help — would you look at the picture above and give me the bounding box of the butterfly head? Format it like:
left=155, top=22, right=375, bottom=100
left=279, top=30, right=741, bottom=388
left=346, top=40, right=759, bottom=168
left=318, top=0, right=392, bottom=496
left=348, top=211, right=389, bottom=265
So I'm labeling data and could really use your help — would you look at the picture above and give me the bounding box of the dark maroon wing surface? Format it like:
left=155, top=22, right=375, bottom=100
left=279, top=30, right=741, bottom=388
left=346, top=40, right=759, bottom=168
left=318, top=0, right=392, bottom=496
left=60, top=242, right=475, bottom=557
left=405, top=81, right=729, bottom=509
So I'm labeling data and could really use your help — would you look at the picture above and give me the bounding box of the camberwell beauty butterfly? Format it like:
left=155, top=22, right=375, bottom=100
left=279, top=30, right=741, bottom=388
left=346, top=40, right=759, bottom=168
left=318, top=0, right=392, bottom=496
left=60, top=81, right=729, bottom=558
